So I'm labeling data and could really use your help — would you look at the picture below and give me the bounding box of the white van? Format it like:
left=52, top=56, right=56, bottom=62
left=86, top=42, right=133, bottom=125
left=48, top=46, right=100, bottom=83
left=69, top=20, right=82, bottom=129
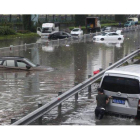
left=100, top=64, right=140, bottom=117
left=127, top=18, right=138, bottom=24
left=37, top=23, right=59, bottom=38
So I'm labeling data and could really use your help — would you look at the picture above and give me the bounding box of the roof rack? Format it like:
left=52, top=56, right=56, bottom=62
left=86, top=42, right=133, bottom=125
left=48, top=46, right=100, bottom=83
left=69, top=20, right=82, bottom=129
left=0, top=56, right=24, bottom=59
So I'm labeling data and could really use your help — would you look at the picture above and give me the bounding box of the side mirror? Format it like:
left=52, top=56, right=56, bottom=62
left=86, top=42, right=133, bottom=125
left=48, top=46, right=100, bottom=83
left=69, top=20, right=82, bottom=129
left=26, top=65, right=31, bottom=70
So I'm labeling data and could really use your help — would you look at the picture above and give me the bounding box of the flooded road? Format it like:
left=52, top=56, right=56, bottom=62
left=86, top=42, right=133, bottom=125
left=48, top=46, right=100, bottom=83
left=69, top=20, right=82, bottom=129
left=0, top=30, right=140, bottom=125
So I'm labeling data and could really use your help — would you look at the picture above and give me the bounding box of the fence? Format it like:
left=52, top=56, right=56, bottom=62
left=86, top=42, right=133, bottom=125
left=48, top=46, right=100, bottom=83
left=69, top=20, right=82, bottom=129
left=111, top=25, right=140, bottom=32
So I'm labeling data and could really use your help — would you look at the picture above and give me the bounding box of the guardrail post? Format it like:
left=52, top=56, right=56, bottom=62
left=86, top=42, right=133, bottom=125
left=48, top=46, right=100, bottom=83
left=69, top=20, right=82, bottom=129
left=10, top=45, right=13, bottom=52
left=58, top=39, right=60, bottom=46
left=84, top=35, right=85, bottom=43
left=51, top=40, right=53, bottom=47
left=88, top=75, right=92, bottom=99
left=38, top=102, right=43, bottom=125
left=11, top=118, right=17, bottom=124
left=25, top=43, right=26, bottom=51
left=78, top=36, right=79, bottom=43
left=74, top=82, right=78, bottom=102
left=71, top=37, right=73, bottom=44
left=109, top=63, right=112, bottom=66
left=58, top=92, right=62, bottom=116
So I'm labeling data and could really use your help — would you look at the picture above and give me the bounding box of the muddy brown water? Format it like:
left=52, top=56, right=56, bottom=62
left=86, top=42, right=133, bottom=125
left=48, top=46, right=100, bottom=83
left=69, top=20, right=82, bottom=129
left=0, top=31, right=140, bottom=125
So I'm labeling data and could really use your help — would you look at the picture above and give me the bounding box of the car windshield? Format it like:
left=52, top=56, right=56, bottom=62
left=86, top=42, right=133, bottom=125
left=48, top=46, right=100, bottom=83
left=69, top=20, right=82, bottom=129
left=126, top=22, right=130, bottom=24
left=72, top=29, right=79, bottom=31
left=101, top=76, right=140, bottom=94
left=101, top=32, right=107, bottom=36
left=24, top=58, right=36, bottom=67
left=106, top=27, right=111, bottom=29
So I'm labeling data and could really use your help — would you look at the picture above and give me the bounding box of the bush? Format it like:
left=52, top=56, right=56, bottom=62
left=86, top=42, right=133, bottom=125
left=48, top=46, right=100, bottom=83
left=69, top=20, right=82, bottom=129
left=17, top=30, right=30, bottom=34
left=0, top=26, right=16, bottom=35
left=101, top=20, right=116, bottom=24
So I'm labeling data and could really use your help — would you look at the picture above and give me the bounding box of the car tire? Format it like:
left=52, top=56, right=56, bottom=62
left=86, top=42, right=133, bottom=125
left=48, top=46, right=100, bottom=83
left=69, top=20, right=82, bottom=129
left=101, top=38, right=104, bottom=41
left=118, top=38, right=121, bottom=40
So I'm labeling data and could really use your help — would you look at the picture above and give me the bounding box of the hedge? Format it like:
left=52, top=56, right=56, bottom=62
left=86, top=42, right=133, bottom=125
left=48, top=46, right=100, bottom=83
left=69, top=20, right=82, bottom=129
left=17, top=30, right=30, bottom=34
left=0, top=26, right=16, bottom=35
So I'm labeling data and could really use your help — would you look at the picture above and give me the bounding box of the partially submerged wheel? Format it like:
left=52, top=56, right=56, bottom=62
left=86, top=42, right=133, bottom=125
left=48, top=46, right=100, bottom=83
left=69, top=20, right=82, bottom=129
left=118, top=38, right=121, bottom=40
left=101, top=38, right=104, bottom=41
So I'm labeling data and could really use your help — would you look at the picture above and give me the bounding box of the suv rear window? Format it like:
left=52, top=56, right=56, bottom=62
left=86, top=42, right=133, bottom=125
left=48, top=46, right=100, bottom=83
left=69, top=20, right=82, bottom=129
left=101, top=76, right=140, bottom=94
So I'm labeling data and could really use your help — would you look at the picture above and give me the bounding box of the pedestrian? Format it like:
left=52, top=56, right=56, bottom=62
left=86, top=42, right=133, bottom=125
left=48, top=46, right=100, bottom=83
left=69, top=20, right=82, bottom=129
left=119, top=22, right=121, bottom=27
left=95, top=88, right=111, bottom=120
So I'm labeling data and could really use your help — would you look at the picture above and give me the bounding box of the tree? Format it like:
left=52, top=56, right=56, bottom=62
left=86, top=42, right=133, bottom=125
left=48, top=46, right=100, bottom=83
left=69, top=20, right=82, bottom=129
left=22, top=15, right=32, bottom=30
left=115, top=15, right=127, bottom=23
left=75, top=15, right=88, bottom=26
left=9, top=15, right=12, bottom=22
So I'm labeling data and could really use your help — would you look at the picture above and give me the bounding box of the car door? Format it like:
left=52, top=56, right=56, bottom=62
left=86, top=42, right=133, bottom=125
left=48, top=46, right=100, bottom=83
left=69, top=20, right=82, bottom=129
left=16, top=60, right=30, bottom=70
left=112, top=33, right=120, bottom=40
left=1, top=60, right=17, bottom=70
left=61, top=32, right=68, bottom=39
left=107, top=33, right=114, bottom=40
left=51, top=32, right=58, bottom=40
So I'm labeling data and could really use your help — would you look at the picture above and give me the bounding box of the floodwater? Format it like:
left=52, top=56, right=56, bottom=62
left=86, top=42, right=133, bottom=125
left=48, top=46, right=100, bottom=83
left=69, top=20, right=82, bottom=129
left=0, top=30, right=140, bottom=125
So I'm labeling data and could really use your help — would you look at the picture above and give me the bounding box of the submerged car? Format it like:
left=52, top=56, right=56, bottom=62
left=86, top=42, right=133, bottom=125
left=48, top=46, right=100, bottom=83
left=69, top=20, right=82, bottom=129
left=93, top=30, right=124, bottom=42
left=0, top=57, right=53, bottom=71
left=101, top=26, right=111, bottom=32
left=124, top=21, right=135, bottom=27
left=70, top=28, right=83, bottom=38
left=48, top=31, right=71, bottom=40
left=100, top=64, right=140, bottom=118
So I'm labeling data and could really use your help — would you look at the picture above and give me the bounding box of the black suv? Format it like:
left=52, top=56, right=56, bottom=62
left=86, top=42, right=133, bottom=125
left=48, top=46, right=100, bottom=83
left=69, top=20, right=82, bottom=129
left=48, top=31, right=71, bottom=40
left=0, top=56, right=53, bottom=71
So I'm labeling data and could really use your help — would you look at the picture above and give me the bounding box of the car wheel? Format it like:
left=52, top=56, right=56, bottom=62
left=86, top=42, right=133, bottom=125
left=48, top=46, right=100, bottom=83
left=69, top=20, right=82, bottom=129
left=118, top=38, right=121, bottom=40
left=101, top=38, right=104, bottom=41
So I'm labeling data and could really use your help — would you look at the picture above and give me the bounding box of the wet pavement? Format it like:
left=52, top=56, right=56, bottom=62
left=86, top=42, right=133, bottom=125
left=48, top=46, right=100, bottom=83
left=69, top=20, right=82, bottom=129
left=0, top=30, right=140, bottom=125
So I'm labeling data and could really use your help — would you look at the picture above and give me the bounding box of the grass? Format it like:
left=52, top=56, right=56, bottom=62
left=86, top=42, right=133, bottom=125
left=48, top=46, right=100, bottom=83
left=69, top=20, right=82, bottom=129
left=134, top=53, right=140, bottom=59
left=0, top=32, right=39, bottom=40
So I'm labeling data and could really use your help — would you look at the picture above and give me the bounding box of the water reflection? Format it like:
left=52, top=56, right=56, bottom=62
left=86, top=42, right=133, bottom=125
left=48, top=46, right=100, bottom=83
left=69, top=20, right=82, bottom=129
left=73, top=43, right=87, bottom=83
left=94, top=40, right=124, bottom=47
left=0, top=30, right=140, bottom=124
left=42, top=45, right=54, bottom=52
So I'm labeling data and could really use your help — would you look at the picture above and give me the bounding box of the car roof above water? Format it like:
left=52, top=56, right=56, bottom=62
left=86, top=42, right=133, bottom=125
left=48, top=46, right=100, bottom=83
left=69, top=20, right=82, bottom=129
left=105, top=64, right=140, bottom=77
left=0, top=56, right=24, bottom=60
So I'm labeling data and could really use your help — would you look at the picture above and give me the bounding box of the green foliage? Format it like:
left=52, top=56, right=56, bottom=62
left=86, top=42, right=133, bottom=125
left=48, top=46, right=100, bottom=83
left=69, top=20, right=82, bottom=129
left=0, top=26, right=16, bottom=35
left=101, top=23, right=119, bottom=27
left=22, top=15, right=38, bottom=32
left=17, top=30, right=30, bottom=34
left=0, top=32, right=39, bottom=40
left=101, top=20, right=116, bottom=24
left=22, top=15, right=32, bottom=30
left=75, top=15, right=88, bottom=26
left=69, top=22, right=119, bottom=30
left=115, top=15, right=127, bottom=23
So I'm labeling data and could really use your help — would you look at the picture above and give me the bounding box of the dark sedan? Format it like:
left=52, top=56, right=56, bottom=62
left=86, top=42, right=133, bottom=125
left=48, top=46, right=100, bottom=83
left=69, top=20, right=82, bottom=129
left=0, top=57, right=53, bottom=71
left=48, top=31, right=71, bottom=40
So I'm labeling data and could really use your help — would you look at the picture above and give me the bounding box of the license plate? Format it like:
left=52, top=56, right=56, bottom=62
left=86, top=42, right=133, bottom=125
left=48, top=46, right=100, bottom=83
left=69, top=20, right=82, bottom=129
left=112, top=98, right=125, bottom=105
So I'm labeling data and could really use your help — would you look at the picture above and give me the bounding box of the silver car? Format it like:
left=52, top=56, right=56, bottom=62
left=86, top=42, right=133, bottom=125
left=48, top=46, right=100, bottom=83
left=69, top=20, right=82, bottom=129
left=100, top=64, right=140, bottom=117
left=0, top=56, right=53, bottom=71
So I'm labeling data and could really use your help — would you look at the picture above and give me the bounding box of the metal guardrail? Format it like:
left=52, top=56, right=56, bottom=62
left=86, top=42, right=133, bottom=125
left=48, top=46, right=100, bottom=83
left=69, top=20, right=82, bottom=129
left=12, top=48, right=140, bottom=125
